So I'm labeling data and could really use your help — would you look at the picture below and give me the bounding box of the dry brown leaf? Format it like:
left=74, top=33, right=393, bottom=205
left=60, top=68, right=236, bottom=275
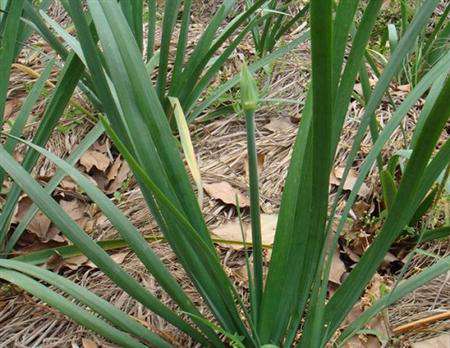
left=106, top=156, right=122, bottom=181
left=332, top=167, right=371, bottom=197
left=411, top=334, right=450, bottom=348
left=397, top=84, right=411, bottom=92
left=12, top=197, right=61, bottom=243
left=82, top=338, right=98, bottom=348
left=60, top=177, right=77, bottom=191
left=65, top=252, right=128, bottom=270
left=212, top=214, right=278, bottom=250
left=329, top=250, right=346, bottom=284
left=64, top=255, right=89, bottom=270
left=80, top=150, right=110, bottom=172
left=59, top=199, right=88, bottom=229
left=86, top=252, right=128, bottom=268
left=263, top=118, right=294, bottom=132
left=106, top=158, right=130, bottom=194
left=204, top=181, right=250, bottom=207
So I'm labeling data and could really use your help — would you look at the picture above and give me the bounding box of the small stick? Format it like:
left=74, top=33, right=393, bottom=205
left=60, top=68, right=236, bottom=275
left=392, top=310, right=450, bottom=334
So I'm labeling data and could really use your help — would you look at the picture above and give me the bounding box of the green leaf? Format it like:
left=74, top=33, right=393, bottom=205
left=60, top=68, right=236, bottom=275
left=0, top=53, right=85, bottom=250
left=380, top=170, right=397, bottom=211
left=0, top=259, right=170, bottom=347
left=4, top=121, right=103, bottom=253
left=0, top=0, right=24, bottom=125
left=0, top=144, right=207, bottom=343
left=0, top=58, right=55, bottom=189
left=0, top=268, right=152, bottom=348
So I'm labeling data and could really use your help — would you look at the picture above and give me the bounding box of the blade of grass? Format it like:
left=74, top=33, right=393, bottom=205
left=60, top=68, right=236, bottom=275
left=0, top=259, right=171, bottom=347
left=169, top=0, right=236, bottom=98
left=119, top=0, right=143, bottom=51
left=0, top=53, right=85, bottom=251
left=0, top=58, right=54, bottom=189
left=101, top=116, right=252, bottom=344
left=14, top=0, right=52, bottom=57
left=146, top=0, right=156, bottom=61
left=5, top=131, right=223, bottom=346
left=0, top=144, right=209, bottom=344
left=294, top=0, right=334, bottom=346
left=338, top=254, right=450, bottom=345
left=22, top=0, right=68, bottom=59
left=156, top=0, right=181, bottom=100
left=71, top=4, right=247, bottom=337
left=4, top=122, right=103, bottom=253
left=181, top=14, right=267, bottom=112
left=188, top=31, right=310, bottom=121
left=0, top=0, right=24, bottom=126
left=0, top=268, right=153, bottom=348
left=324, top=73, right=450, bottom=340
left=170, top=0, right=192, bottom=89
left=420, top=226, right=450, bottom=243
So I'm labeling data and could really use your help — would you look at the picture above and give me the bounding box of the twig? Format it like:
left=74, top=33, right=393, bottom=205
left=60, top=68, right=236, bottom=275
left=393, top=310, right=450, bottom=334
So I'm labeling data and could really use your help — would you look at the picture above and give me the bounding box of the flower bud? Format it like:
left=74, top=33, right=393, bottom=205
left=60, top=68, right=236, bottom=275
left=240, top=62, right=259, bottom=112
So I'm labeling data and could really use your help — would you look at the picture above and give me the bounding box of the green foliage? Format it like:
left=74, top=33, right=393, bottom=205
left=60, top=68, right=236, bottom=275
left=0, top=1, right=450, bottom=347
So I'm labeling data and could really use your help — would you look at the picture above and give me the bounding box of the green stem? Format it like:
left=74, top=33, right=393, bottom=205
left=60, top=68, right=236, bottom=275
left=244, top=109, right=263, bottom=321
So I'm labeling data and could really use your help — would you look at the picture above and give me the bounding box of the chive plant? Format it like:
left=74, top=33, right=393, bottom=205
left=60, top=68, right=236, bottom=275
left=1, top=0, right=450, bottom=347
left=245, top=0, right=309, bottom=57
left=0, top=0, right=308, bottom=254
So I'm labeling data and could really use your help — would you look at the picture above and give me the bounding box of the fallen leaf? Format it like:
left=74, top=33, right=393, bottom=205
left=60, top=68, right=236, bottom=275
left=64, top=255, right=89, bottom=270
left=263, top=118, right=294, bottom=132
left=204, top=181, right=250, bottom=207
left=12, top=197, right=61, bottom=243
left=82, top=338, right=98, bottom=348
left=106, top=157, right=130, bottom=194
left=106, top=156, right=122, bottom=181
left=212, top=214, right=278, bottom=250
left=80, top=150, right=110, bottom=172
left=329, top=250, right=346, bottom=284
left=397, top=84, right=411, bottom=92
left=60, top=199, right=89, bottom=229
left=332, top=167, right=371, bottom=197
left=60, top=177, right=77, bottom=191
left=86, top=252, right=128, bottom=268
left=64, top=252, right=128, bottom=270
left=411, top=334, right=450, bottom=348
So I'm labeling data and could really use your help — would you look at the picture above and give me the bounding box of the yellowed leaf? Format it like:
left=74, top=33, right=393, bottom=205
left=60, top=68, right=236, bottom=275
left=204, top=181, right=250, bottom=207
left=80, top=150, right=110, bottom=172
left=169, top=97, right=203, bottom=205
